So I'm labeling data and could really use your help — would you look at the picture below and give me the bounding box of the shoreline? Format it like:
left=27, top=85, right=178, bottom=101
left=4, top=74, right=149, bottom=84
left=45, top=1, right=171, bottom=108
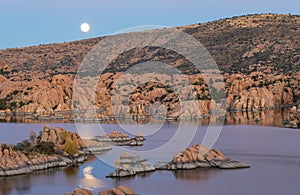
left=0, top=104, right=295, bottom=118
left=0, top=107, right=294, bottom=129
left=0, top=155, right=87, bottom=177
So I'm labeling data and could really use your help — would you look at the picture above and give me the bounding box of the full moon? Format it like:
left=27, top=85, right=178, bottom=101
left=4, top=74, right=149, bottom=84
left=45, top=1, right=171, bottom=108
left=80, top=23, right=90, bottom=33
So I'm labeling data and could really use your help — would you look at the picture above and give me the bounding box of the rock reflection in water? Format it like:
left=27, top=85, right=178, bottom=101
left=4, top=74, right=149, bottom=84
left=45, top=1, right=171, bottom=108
left=0, top=168, right=62, bottom=195
left=77, top=166, right=105, bottom=191
left=225, top=108, right=289, bottom=127
left=0, top=108, right=289, bottom=128
left=63, top=166, right=79, bottom=179
left=173, top=168, right=223, bottom=181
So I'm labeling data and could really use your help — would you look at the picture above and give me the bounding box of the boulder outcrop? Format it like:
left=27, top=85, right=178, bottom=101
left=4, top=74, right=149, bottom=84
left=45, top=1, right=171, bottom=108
left=0, top=143, right=86, bottom=177
left=155, top=144, right=250, bottom=170
left=227, top=79, right=294, bottom=111
left=39, top=126, right=85, bottom=154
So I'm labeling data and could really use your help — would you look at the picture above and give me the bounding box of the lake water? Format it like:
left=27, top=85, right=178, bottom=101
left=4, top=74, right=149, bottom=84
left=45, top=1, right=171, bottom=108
left=0, top=120, right=300, bottom=195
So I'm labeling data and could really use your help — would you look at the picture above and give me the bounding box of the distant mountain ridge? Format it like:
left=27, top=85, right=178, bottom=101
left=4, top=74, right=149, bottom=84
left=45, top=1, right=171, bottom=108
left=0, top=13, right=299, bottom=81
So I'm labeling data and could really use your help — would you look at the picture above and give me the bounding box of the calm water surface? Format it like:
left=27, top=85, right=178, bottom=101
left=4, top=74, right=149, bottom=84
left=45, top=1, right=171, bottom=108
left=0, top=121, right=300, bottom=195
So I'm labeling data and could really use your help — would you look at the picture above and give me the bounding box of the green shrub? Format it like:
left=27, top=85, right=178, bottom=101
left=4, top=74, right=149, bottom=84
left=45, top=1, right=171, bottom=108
left=9, top=102, right=17, bottom=109
left=12, top=90, right=19, bottom=95
left=0, top=98, right=6, bottom=110
left=32, top=142, right=55, bottom=155
left=63, top=138, right=78, bottom=156
left=16, top=140, right=32, bottom=153
left=61, top=131, right=78, bottom=156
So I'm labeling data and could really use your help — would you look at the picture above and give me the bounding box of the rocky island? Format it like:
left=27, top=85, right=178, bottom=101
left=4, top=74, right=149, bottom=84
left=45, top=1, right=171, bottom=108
left=0, top=126, right=111, bottom=177
left=95, top=131, right=145, bottom=146
left=155, top=144, right=250, bottom=170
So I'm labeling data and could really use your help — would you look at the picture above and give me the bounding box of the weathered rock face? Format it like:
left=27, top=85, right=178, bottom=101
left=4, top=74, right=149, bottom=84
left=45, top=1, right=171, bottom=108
left=0, top=144, right=29, bottom=171
left=0, top=74, right=73, bottom=115
left=155, top=144, right=250, bottom=170
left=284, top=105, right=300, bottom=128
left=39, top=126, right=85, bottom=154
left=0, top=67, right=298, bottom=120
left=226, top=73, right=294, bottom=111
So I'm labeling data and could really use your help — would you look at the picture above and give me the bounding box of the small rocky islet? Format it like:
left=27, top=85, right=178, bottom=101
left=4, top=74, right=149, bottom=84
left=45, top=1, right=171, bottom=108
left=0, top=126, right=111, bottom=177
left=95, top=131, right=145, bottom=146
left=156, top=144, right=250, bottom=170
left=107, top=152, right=155, bottom=178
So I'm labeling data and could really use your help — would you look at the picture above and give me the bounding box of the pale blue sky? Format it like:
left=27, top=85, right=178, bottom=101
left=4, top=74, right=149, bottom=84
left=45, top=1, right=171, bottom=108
left=0, top=0, right=299, bottom=49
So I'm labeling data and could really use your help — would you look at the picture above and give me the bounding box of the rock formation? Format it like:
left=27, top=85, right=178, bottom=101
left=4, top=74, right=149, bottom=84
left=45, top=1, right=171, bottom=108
left=107, top=152, right=155, bottom=178
left=155, top=144, right=250, bottom=170
left=39, top=126, right=85, bottom=155
left=226, top=73, right=294, bottom=111
left=0, top=143, right=86, bottom=177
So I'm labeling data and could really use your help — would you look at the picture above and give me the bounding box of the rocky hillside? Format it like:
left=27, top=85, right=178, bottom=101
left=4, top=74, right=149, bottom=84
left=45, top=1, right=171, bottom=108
left=1, top=14, right=299, bottom=79
left=0, top=14, right=299, bottom=118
